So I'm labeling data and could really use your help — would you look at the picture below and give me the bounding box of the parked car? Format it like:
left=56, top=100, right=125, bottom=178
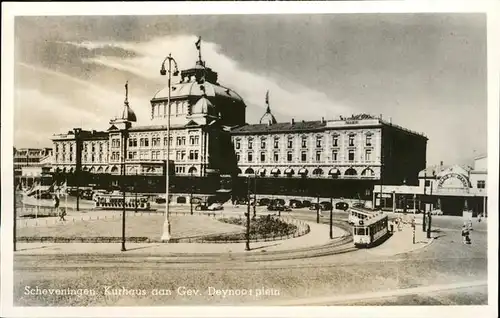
left=268, top=203, right=291, bottom=212
left=190, top=197, right=203, bottom=205
left=302, top=200, right=312, bottom=208
left=258, top=198, right=271, bottom=206
left=155, top=197, right=167, bottom=204
left=320, top=201, right=333, bottom=211
left=80, top=189, right=94, bottom=200
left=268, top=204, right=283, bottom=211
left=233, top=198, right=248, bottom=205
left=430, top=209, right=444, bottom=216
left=272, top=198, right=286, bottom=206
left=195, top=203, right=209, bottom=211
left=208, top=203, right=224, bottom=211
left=289, top=199, right=303, bottom=208
left=352, top=202, right=365, bottom=208
left=309, top=203, right=320, bottom=211
left=335, top=202, right=349, bottom=211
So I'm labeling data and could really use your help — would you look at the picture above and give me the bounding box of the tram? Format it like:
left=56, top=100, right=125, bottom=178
left=352, top=212, right=389, bottom=247
left=94, top=192, right=152, bottom=211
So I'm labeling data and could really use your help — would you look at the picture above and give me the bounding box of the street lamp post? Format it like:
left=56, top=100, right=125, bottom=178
left=245, top=176, right=251, bottom=251
left=121, top=129, right=128, bottom=252
left=13, top=165, right=17, bottom=252
left=160, top=53, right=179, bottom=242
left=135, top=169, right=138, bottom=214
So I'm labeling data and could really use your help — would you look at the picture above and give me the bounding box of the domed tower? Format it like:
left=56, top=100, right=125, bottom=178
left=259, top=90, right=277, bottom=125
left=109, top=81, right=137, bottom=130
left=150, top=37, right=246, bottom=127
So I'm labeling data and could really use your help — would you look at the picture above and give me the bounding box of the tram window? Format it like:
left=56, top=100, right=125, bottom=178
left=357, top=228, right=365, bottom=235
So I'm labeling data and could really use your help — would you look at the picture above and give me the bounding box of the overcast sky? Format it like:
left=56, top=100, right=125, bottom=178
left=13, top=14, right=487, bottom=166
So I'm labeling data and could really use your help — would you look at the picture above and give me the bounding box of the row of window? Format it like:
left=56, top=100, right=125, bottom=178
left=152, top=101, right=191, bottom=118
left=235, top=134, right=372, bottom=150
left=236, top=149, right=373, bottom=163
left=175, top=150, right=200, bottom=161
left=56, top=143, right=107, bottom=154
left=127, top=136, right=200, bottom=148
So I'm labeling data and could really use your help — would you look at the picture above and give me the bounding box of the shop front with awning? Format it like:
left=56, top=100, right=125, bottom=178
left=329, top=168, right=340, bottom=178
left=298, top=168, right=308, bottom=177
left=258, top=168, right=266, bottom=177
left=270, top=168, right=281, bottom=176
left=284, top=168, right=294, bottom=177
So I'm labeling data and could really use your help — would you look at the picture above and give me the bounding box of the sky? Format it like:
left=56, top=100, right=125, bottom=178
left=13, top=14, right=487, bottom=166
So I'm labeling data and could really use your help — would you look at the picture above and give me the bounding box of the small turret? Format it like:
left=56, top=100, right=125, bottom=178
left=259, top=90, right=277, bottom=125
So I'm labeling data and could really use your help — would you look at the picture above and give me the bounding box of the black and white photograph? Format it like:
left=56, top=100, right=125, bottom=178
left=1, top=2, right=498, bottom=317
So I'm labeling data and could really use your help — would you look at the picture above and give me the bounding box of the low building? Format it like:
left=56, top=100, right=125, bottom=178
left=13, top=147, right=53, bottom=187
left=373, top=156, right=488, bottom=216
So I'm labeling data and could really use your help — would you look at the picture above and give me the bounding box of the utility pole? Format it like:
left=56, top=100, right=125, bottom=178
left=253, top=175, right=257, bottom=219
left=134, top=169, right=138, bottom=214
left=316, top=194, right=320, bottom=224
left=245, top=176, right=251, bottom=251
left=422, top=171, right=427, bottom=232
left=190, top=170, right=194, bottom=215
left=329, top=197, right=333, bottom=239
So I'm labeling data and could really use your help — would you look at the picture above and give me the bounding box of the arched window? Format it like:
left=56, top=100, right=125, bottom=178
left=188, top=166, right=198, bottom=175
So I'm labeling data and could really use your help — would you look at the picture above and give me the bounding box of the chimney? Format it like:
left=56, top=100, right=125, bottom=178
left=291, top=118, right=295, bottom=125
left=321, top=117, right=325, bottom=124
left=440, top=161, right=443, bottom=171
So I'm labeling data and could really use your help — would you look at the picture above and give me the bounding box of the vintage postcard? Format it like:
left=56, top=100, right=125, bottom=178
left=1, top=1, right=498, bottom=318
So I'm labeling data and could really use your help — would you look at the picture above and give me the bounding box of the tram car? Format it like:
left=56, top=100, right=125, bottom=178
left=352, top=212, right=389, bottom=247
left=348, top=207, right=375, bottom=225
left=94, top=192, right=152, bottom=211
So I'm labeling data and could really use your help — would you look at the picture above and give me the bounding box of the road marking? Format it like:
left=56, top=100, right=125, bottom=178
left=260, top=280, right=488, bottom=306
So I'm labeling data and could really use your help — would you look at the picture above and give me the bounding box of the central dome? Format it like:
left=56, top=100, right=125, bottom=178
left=152, top=81, right=243, bottom=102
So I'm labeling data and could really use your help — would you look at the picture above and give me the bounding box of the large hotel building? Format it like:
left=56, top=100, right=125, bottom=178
left=48, top=39, right=428, bottom=200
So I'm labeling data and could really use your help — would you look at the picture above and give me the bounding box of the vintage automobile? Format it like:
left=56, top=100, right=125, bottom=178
left=335, top=202, right=350, bottom=211
left=320, top=201, right=333, bottom=211
left=208, top=203, right=224, bottom=211
left=257, top=198, right=271, bottom=206
left=302, top=200, right=312, bottom=208
left=289, top=199, right=303, bottom=208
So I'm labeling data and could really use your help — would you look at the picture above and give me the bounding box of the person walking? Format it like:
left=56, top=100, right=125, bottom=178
left=59, top=209, right=67, bottom=222
left=478, top=213, right=482, bottom=223
left=461, top=224, right=470, bottom=244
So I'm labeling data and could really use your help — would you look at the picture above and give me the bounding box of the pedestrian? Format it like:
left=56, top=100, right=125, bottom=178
left=468, top=219, right=473, bottom=231
left=59, top=209, right=67, bottom=222
left=461, top=224, right=470, bottom=244
left=53, top=194, right=60, bottom=214
left=478, top=213, right=482, bottom=223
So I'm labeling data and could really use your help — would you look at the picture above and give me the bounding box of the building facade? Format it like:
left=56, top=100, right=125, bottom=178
left=44, top=38, right=427, bottom=199
left=230, top=111, right=427, bottom=199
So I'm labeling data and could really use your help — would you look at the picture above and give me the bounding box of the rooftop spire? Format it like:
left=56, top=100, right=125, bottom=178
left=259, top=90, right=277, bottom=125
left=195, top=36, right=204, bottom=66
left=121, top=80, right=136, bottom=122
left=124, top=80, right=129, bottom=106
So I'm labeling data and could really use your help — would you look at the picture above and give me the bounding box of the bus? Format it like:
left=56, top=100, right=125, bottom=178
left=352, top=212, right=389, bottom=247
left=94, top=192, right=152, bottom=211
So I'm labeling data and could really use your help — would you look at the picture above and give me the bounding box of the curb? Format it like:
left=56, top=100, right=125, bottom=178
left=392, top=236, right=435, bottom=257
